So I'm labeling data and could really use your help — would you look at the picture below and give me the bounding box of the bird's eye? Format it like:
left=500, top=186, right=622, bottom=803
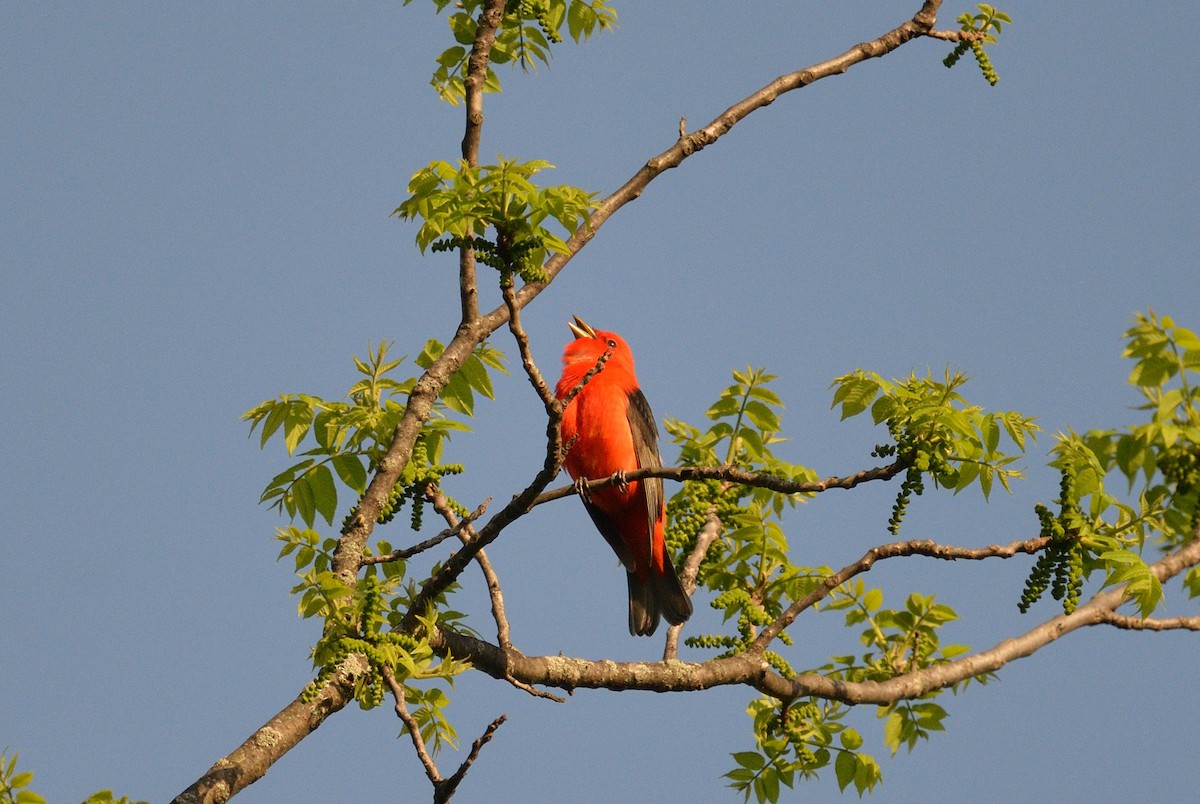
left=606, top=338, right=617, bottom=348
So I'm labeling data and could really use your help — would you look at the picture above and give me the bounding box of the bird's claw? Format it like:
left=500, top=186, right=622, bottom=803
left=573, top=476, right=592, bottom=504
left=613, top=470, right=629, bottom=494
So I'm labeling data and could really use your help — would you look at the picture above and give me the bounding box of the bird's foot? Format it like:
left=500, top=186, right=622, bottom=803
left=613, top=470, right=629, bottom=494
left=573, top=476, right=592, bottom=504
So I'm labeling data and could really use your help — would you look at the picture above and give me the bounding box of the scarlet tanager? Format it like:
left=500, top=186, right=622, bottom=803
left=555, top=316, right=693, bottom=636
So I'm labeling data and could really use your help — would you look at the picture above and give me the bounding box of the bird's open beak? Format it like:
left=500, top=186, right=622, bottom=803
left=568, top=315, right=597, bottom=340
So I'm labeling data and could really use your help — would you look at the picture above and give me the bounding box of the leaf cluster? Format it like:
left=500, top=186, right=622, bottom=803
left=299, top=572, right=471, bottom=749
left=667, top=370, right=819, bottom=657
left=244, top=340, right=504, bottom=530
left=1019, top=311, right=1200, bottom=615
left=832, top=368, right=1038, bottom=533
left=942, top=3, right=1011, bottom=85
left=395, top=157, right=595, bottom=285
left=414, top=0, right=617, bottom=105
left=0, top=750, right=42, bottom=804
left=727, top=698, right=880, bottom=802
left=663, top=364, right=1048, bottom=799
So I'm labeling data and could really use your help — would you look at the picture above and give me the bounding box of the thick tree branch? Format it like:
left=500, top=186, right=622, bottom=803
left=427, top=534, right=1200, bottom=705
left=171, top=654, right=370, bottom=804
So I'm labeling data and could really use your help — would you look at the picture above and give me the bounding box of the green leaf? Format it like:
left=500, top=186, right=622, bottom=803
left=883, top=709, right=903, bottom=754
left=331, top=454, right=368, bottom=494
left=441, top=370, right=475, bottom=416
left=308, top=464, right=339, bottom=526
left=258, top=402, right=288, bottom=447
left=863, top=588, right=884, bottom=611
left=761, top=765, right=780, bottom=803
left=283, top=401, right=314, bottom=455
left=834, top=749, right=857, bottom=792
left=458, top=353, right=494, bottom=400
left=743, top=400, right=781, bottom=431
left=292, top=475, right=316, bottom=528
left=732, top=750, right=765, bottom=770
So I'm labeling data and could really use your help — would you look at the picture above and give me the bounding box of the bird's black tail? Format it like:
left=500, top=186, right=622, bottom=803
left=627, top=558, right=693, bottom=637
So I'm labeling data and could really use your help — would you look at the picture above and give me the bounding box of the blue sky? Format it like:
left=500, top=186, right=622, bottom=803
left=3, top=2, right=1198, bottom=802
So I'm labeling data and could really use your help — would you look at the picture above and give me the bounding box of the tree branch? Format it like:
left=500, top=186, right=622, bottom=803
left=663, top=509, right=723, bottom=660
left=455, top=0, right=507, bottom=325
left=434, top=715, right=508, bottom=804
left=359, top=498, right=491, bottom=568
left=502, top=280, right=556, bottom=409
left=427, top=486, right=514, bottom=651
left=385, top=666, right=443, bottom=788
left=532, top=459, right=909, bottom=507
left=500, top=1, right=945, bottom=318
left=171, top=654, right=370, bottom=804
left=750, top=534, right=1053, bottom=651
left=924, top=28, right=987, bottom=43
left=426, top=534, right=1200, bottom=706
left=1097, top=611, right=1200, bottom=631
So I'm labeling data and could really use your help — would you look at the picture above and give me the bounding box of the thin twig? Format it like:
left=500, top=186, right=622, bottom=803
left=426, top=487, right=514, bottom=651
left=502, top=281, right=556, bottom=408
left=533, top=459, right=909, bottom=508
left=384, top=666, right=443, bottom=787
left=663, top=509, right=723, bottom=660
left=434, top=715, right=508, bottom=804
left=360, top=498, right=492, bottom=568
left=1097, top=611, right=1200, bottom=631
left=751, top=535, right=1054, bottom=651
left=454, top=0, right=507, bottom=325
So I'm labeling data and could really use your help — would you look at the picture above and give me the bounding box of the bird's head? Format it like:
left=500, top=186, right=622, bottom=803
left=562, top=315, right=636, bottom=376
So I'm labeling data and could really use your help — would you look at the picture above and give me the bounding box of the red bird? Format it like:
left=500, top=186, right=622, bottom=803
left=555, top=316, right=693, bottom=636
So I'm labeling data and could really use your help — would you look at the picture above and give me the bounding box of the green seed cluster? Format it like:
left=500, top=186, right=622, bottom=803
left=371, top=440, right=465, bottom=531
left=684, top=632, right=741, bottom=651
left=943, top=41, right=970, bottom=69
left=971, top=41, right=999, bottom=85
left=430, top=233, right=547, bottom=284
left=517, top=0, right=563, bottom=43
left=774, top=702, right=823, bottom=769
left=301, top=578, right=420, bottom=710
left=1019, top=465, right=1086, bottom=614
left=686, top=588, right=776, bottom=658
left=889, top=465, right=924, bottom=535
left=1160, top=442, right=1200, bottom=533
left=665, top=479, right=742, bottom=559
left=764, top=649, right=794, bottom=679
left=882, top=416, right=955, bottom=535
left=711, top=587, right=751, bottom=611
